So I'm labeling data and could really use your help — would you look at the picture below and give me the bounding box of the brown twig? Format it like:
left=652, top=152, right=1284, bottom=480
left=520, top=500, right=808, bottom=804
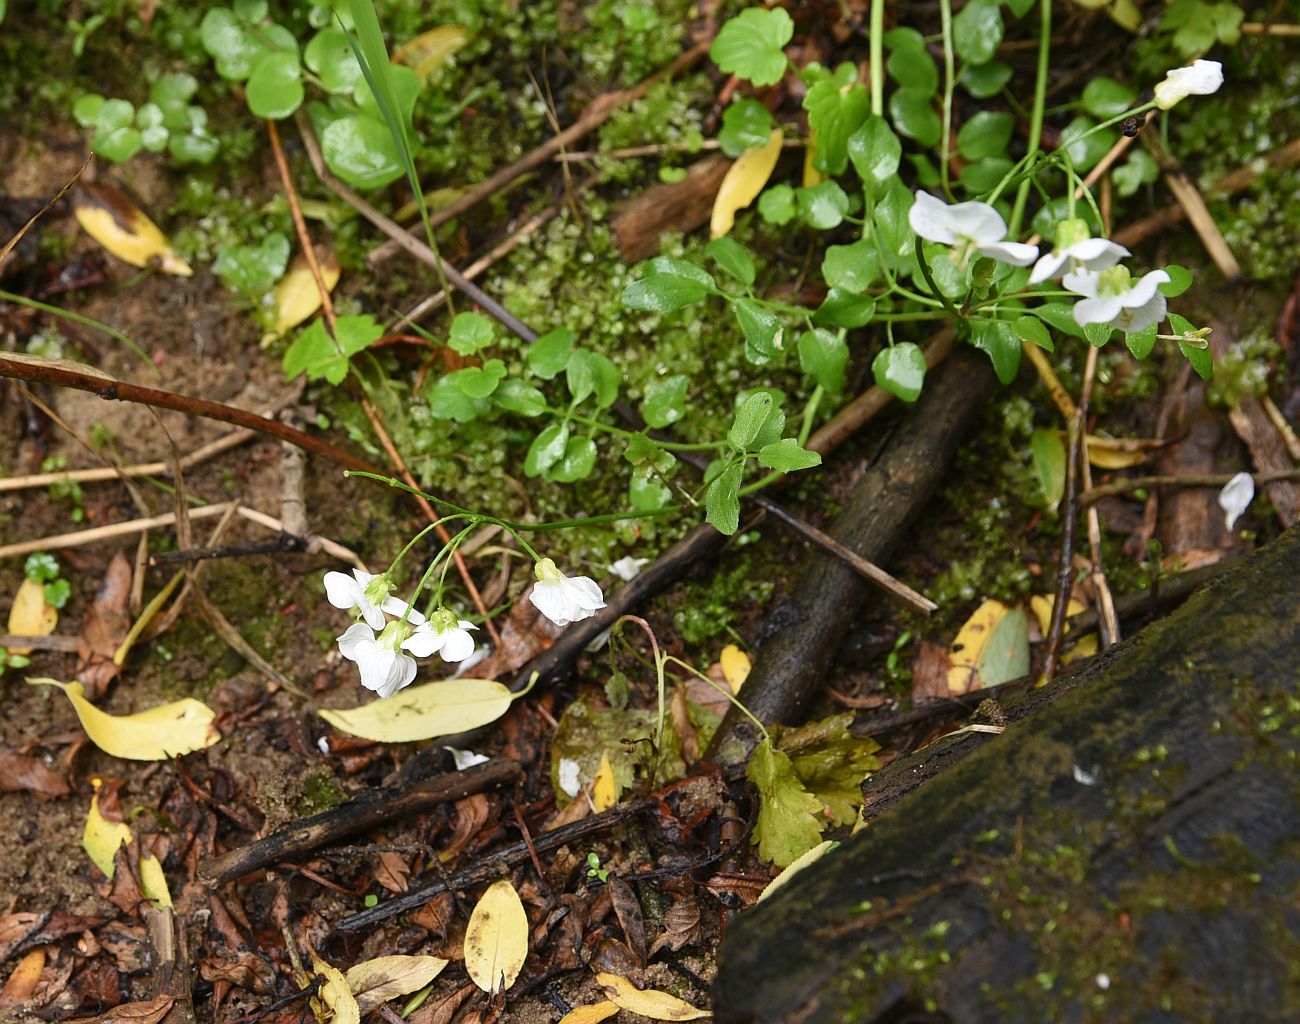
left=1041, top=415, right=1083, bottom=683
left=1078, top=467, right=1300, bottom=504
left=1078, top=348, right=1120, bottom=648
left=366, top=41, right=712, bottom=266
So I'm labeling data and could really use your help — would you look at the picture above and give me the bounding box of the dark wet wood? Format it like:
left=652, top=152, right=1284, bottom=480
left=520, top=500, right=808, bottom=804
left=714, top=524, right=1300, bottom=1024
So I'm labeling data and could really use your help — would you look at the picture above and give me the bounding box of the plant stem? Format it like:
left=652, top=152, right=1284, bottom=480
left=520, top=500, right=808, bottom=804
left=869, top=0, right=885, bottom=117
left=1009, top=0, right=1051, bottom=236
left=939, top=0, right=955, bottom=199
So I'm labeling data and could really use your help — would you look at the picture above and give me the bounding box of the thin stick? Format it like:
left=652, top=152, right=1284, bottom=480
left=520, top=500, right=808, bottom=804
left=1021, top=343, right=1077, bottom=420
left=1078, top=347, right=1120, bottom=648
left=0, top=429, right=255, bottom=493
left=366, top=42, right=711, bottom=265
left=1079, top=467, right=1300, bottom=504
left=1240, top=20, right=1300, bottom=34
left=0, top=633, right=82, bottom=652
left=1041, top=415, right=1082, bottom=683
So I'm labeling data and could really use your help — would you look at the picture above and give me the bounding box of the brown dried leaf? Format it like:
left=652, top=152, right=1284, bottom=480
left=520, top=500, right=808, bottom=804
left=67, top=995, right=176, bottom=1024
left=373, top=851, right=411, bottom=894
left=439, top=793, right=490, bottom=863
left=77, top=551, right=132, bottom=697
left=408, top=982, right=475, bottom=1024
left=0, top=747, right=71, bottom=800
left=198, top=948, right=276, bottom=996
left=0, top=947, right=46, bottom=1007
left=909, top=641, right=951, bottom=704
left=648, top=884, right=702, bottom=956
left=409, top=893, right=455, bottom=937
left=606, top=876, right=646, bottom=963
left=0, top=910, right=108, bottom=962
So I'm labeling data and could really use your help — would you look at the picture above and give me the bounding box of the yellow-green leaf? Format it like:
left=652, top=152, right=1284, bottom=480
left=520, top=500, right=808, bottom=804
left=719, top=644, right=751, bottom=692
left=711, top=129, right=783, bottom=239
left=29, top=678, right=220, bottom=760
left=313, top=956, right=360, bottom=1024
left=557, top=1001, right=620, bottom=1024
left=318, top=678, right=515, bottom=743
left=392, top=25, right=470, bottom=83
left=82, top=779, right=132, bottom=877
left=591, top=751, right=618, bottom=812
left=140, top=854, right=173, bottom=908
left=758, top=839, right=837, bottom=903
left=6, top=577, right=57, bottom=655
left=344, top=955, right=448, bottom=1014
left=747, top=738, right=824, bottom=868
left=595, top=972, right=711, bottom=1020
left=74, top=182, right=192, bottom=277
left=464, top=879, right=528, bottom=995
left=270, top=246, right=340, bottom=338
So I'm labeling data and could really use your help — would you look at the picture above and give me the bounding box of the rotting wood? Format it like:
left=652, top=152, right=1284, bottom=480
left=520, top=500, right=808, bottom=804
left=705, top=348, right=1000, bottom=764
left=197, top=758, right=522, bottom=886
left=610, top=154, right=731, bottom=261
left=714, top=524, right=1300, bottom=1024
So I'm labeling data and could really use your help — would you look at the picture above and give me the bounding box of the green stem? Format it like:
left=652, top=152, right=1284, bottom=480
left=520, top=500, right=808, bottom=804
left=869, top=0, right=885, bottom=117
left=1008, top=0, right=1051, bottom=236
left=939, top=0, right=955, bottom=199
left=0, top=290, right=155, bottom=370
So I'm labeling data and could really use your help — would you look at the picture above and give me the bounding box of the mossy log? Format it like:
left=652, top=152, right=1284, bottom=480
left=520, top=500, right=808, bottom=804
left=714, top=525, right=1300, bottom=1024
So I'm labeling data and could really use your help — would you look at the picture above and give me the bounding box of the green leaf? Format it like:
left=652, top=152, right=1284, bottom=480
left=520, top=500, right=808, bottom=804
left=953, top=0, right=1003, bottom=65
left=43, top=578, right=71, bottom=610
left=957, top=111, right=1014, bottom=161
left=320, top=114, right=404, bottom=189
left=747, top=738, right=826, bottom=867
left=447, top=359, right=506, bottom=399
left=642, top=375, right=689, bottom=429
left=729, top=392, right=774, bottom=452
left=335, top=314, right=383, bottom=356
left=778, top=713, right=880, bottom=827
left=425, top=377, right=490, bottom=422
left=822, top=239, right=878, bottom=293
left=621, top=257, right=715, bottom=313
left=448, top=311, right=494, bottom=355
left=1004, top=0, right=1036, bottom=16
left=1125, top=323, right=1157, bottom=360
left=305, top=27, right=363, bottom=94
left=169, top=132, right=220, bottom=165
left=283, top=317, right=374, bottom=385
left=213, top=231, right=290, bottom=293
left=1031, top=428, right=1066, bottom=511
left=705, top=237, right=756, bottom=287
left=719, top=97, right=775, bottom=158
left=873, top=179, right=915, bottom=260
left=813, top=290, right=876, bottom=330
left=758, top=438, right=821, bottom=473
left=201, top=8, right=263, bottom=80
left=93, top=127, right=143, bottom=163
left=1082, top=76, right=1137, bottom=119
left=958, top=156, right=1015, bottom=194
left=1011, top=315, right=1053, bottom=351
left=1084, top=322, right=1114, bottom=348
left=494, top=378, right=546, bottom=417
left=796, top=328, right=848, bottom=392
left=1112, top=149, right=1159, bottom=198
left=566, top=349, right=620, bottom=408
left=757, top=184, right=796, bottom=225
left=24, top=553, right=60, bottom=584
left=352, top=63, right=421, bottom=127
left=796, top=181, right=849, bottom=230
left=705, top=462, right=743, bottom=535
left=625, top=433, right=676, bottom=475
left=548, top=435, right=598, bottom=482
left=72, top=94, right=107, bottom=128
left=1035, top=302, right=1086, bottom=340
left=149, top=72, right=198, bottom=126
left=733, top=298, right=783, bottom=364
left=847, top=116, right=902, bottom=192
left=959, top=59, right=1013, bottom=99
left=872, top=342, right=926, bottom=403
left=524, top=422, right=569, bottom=476
left=248, top=51, right=304, bottom=121
left=709, top=7, right=793, bottom=87
left=526, top=328, right=574, bottom=379
left=889, top=87, right=941, bottom=147
left=969, top=319, right=1021, bottom=385
left=1060, top=115, right=1116, bottom=173
left=629, top=469, right=672, bottom=513
left=885, top=37, right=937, bottom=93
left=978, top=608, right=1030, bottom=686
left=803, top=65, right=871, bottom=175
left=1171, top=313, right=1213, bottom=380
left=1159, top=265, right=1193, bottom=297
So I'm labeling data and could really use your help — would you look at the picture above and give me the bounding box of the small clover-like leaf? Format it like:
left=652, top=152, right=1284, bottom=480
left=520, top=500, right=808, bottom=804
left=710, top=7, right=793, bottom=87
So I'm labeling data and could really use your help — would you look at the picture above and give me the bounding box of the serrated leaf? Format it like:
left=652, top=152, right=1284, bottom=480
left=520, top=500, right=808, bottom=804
left=711, top=129, right=784, bottom=239
left=465, top=879, right=528, bottom=994
left=448, top=311, right=494, bottom=354
left=30, top=678, right=219, bottom=760
left=214, top=231, right=290, bottom=294
left=747, top=738, right=825, bottom=867
left=779, top=713, right=880, bottom=827
left=1031, top=428, right=1066, bottom=512
left=74, top=183, right=191, bottom=276
left=595, top=973, right=711, bottom=1021
left=872, top=342, right=926, bottom=403
left=345, top=955, right=448, bottom=1014
left=709, top=7, right=793, bottom=86
left=319, top=678, right=515, bottom=742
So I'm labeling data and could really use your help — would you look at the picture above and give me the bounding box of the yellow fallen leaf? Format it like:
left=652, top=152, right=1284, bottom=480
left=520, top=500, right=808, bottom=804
left=595, top=972, right=711, bottom=1021
left=802, top=133, right=824, bottom=189
left=1029, top=595, right=1098, bottom=663
left=82, top=778, right=132, bottom=877
left=719, top=644, right=751, bottom=692
left=344, top=955, right=448, bottom=1014
left=269, top=246, right=340, bottom=338
left=464, top=879, right=528, bottom=995
left=313, top=956, right=361, bottom=1024
left=74, top=182, right=191, bottom=277
left=29, top=678, right=220, bottom=760
left=319, top=678, right=516, bottom=743
left=947, top=599, right=1008, bottom=695
left=393, top=25, right=470, bottom=83
left=6, top=577, right=57, bottom=655
left=139, top=854, right=172, bottom=908
left=757, top=839, right=837, bottom=904
left=591, top=750, right=618, bottom=812
left=558, top=1002, right=620, bottom=1024
left=711, top=129, right=783, bottom=239
left=0, top=947, right=45, bottom=1008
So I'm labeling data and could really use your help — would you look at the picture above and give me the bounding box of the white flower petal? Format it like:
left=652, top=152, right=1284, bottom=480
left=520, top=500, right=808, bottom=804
left=1154, top=59, right=1224, bottom=110
left=530, top=574, right=606, bottom=628
left=336, top=622, right=377, bottom=660
left=437, top=628, right=477, bottom=663
left=977, top=240, right=1039, bottom=267
left=401, top=622, right=444, bottom=658
left=1073, top=294, right=1124, bottom=326
left=1111, top=292, right=1166, bottom=333
left=558, top=758, right=582, bottom=798
left=1063, top=268, right=1102, bottom=298
left=324, top=570, right=363, bottom=610
left=382, top=595, right=426, bottom=625
left=1067, top=237, right=1129, bottom=269
left=445, top=747, right=490, bottom=770
left=609, top=556, right=647, bottom=582
left=1218, top=471, right=1254, bottom=531
left=1118, top=269, right=1171, bottom=308
left=1029, top=250, right=1067, bottom=285
left=907, top=190, right=960, bottom=245
left=946, top=201, right=1010, bottom=245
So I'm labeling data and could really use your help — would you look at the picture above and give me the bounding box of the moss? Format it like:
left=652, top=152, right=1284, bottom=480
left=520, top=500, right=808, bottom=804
left=297, top=766, right=348, bottom=815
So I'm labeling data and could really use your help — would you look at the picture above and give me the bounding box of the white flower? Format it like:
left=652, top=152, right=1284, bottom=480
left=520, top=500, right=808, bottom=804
left=1064, top=265, right=1170, bottom=333
left=609, top=556, right=648, bottom=582
left=1154, top=60, right=1224, bottom=110
left=402, top=608, right=478, bottom=664
left=323, top=569, right=423, bottom=630
left=557, top=757, right=582, bottom=798
left=908, top=190, right=1039, bottom=267
left=337, top=621, right=425, bottom=698
left=1029, top=218, right=1129, bottom=284
left=445, top=747, right=490, bottom=770
left=1218, top=471, right=1254, bottom=531
left=528, top=557, right=606, bottom=627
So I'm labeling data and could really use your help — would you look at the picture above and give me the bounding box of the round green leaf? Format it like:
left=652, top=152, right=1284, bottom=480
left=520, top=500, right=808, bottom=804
left=709, top=7, right=793, bottom=87
left=889, top=88, right=941, bottom=147
left=797, top=181, right=849, bottom=230
left=847, top=116, right=902, bottom=191
left=886, top=41, right=938, bottom=93
left=953, top=0, right=1003, bottom=65
left=92, top=126, right=143, bottom=163
left=448, top=311, right=494, bottom=355
left=969, top=319, right=1021, bottom=384
left=797, top=328, right=848, bottom=392
left=141, top=125, right=169, bottom=152
left=1011, top=316, right=1053, bottom=351
left=1158, top=264, right=1193, bottom=297
left=1081, top=77, right=1136, bottom=120
left=758, top=184, right=796, bottom=225
left=719, top=97, right=775, bottom=158
left=629, top=471, right=672, bottom=513
left=705, top=237, right=756, bottom=286
left=305, top=27, right=362, bottom=94
left=135, top=102, right=165, bottom=130
left=959, top=59, right=1012, bottom=99
left=525, top=329, right=574, bottom=380
left=548, top=435, right=598, bottom=482
left=169, top=132, right=220, bottom=165
left=72, top=94, right=105, bottom=128
left=525, top=423, right=569, bottom=477
left=958, top=156, right=1015, bottom=194
left=733, top=298, right=782, bottom=364
left=822, top=239, right=879, bottom=293
left=494, top=379, right=546, bottom=417
left=957, top=111, right=1014, bottom=161
left=320, top=114, right=404, bottom=190
left=200, top=8, right=262, bottom=80
left=813, top=289, right=876, bottom=330
left=872, top=342, right=927, bottom=403
left=642, top=375, right=689, bottom=429
left=246, top=51, right=303, bottom=119
left=1060, top=116, right=1116, bottom=172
